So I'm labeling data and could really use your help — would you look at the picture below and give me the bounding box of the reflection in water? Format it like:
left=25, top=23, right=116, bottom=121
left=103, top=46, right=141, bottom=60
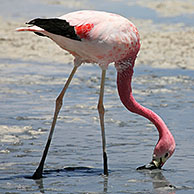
left=142, top=170, right=176, bottom=194
left=33, top=166, right=108, bottom=193
left=103, top=176, right=108, bottom=193
left=35, top=179, right=44, bottom=194
left=33, top=167, right=176, bottom=194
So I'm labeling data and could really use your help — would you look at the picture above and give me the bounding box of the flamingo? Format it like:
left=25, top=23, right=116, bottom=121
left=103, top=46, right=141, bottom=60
left=16, top=10, right=175, bottom=179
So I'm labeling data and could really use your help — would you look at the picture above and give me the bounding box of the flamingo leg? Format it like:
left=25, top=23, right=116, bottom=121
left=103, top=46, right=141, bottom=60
left=98, top=69, right=108, bottom=176
left=32, top=65, right=78, bottom=179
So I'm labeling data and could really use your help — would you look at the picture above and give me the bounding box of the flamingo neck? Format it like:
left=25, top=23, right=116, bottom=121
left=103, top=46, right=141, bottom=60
left=116, top=66, right=171, bottom=139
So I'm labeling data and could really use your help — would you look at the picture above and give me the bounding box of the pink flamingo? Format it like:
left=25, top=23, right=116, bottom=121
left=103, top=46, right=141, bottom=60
left=17, top=10, right=175, bottom=179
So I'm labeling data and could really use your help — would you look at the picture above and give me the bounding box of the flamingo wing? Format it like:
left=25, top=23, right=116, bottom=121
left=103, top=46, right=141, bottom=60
left=25, top=10, right=110, bottom=41
left=27, top=18, right=81, bottom=41
left=17, top=10, right=140, bottom=67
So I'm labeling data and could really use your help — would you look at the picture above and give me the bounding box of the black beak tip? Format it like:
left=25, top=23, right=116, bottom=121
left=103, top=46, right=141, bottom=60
left=136, top=162, right=161, bottom=170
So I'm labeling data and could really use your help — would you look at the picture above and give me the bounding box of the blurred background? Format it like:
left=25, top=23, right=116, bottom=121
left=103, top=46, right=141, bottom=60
left=1, top=0, right=194, bottom=25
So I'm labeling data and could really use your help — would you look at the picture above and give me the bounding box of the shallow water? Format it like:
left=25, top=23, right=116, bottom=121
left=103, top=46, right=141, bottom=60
left=1, top=58, right=194, bottom=193
left=1, top=0, right=194, bottom=193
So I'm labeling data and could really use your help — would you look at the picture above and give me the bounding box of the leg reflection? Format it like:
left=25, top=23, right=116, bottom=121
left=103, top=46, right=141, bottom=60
left=103, top=176, right=108, bottom=193
left=35, top=178, right=44, bottom=193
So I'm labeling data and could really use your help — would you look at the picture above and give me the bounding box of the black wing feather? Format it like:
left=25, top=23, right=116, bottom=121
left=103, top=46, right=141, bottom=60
left=27, top=18, right=81, bottom=41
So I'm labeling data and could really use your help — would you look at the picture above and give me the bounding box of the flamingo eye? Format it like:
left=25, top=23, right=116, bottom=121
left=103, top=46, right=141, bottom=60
left=164, top=153, right=169, bottom=158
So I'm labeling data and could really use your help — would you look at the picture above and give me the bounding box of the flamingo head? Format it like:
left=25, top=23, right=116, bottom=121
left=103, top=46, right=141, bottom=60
left=137, top=133, right=175, bottom=170
left=151, top=134, right=175, bottom=169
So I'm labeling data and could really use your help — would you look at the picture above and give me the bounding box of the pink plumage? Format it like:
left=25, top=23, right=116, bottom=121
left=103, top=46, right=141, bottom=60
left=17, top=10, right=140, bottom=69
left=17, top=10, right=175, bottom=178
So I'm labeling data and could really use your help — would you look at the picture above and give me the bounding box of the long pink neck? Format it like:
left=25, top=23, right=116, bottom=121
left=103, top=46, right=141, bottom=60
left=117, top=66, right=170, bottom=139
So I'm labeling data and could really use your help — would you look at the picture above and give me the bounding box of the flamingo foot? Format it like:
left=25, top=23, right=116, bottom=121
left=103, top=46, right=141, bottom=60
left=136, top=161, right=161, bottom=170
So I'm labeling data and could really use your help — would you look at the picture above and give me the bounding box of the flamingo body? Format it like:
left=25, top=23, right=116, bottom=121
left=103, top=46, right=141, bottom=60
left=16, top=10, right=175, bottom=176
left=17, top=10, right=140, bottom=69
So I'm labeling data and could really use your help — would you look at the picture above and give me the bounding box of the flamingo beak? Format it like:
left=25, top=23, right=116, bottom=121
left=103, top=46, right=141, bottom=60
left=136, top=158, right=163, bottom=170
